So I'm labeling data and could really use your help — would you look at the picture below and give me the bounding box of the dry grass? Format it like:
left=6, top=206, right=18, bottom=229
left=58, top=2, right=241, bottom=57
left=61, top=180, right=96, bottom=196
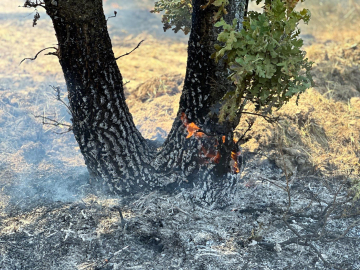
left=297, top=0, right=360, bottom=42
left=249, top=0, right=360, bottom=42
left=113, top=34, right=187, bottom=92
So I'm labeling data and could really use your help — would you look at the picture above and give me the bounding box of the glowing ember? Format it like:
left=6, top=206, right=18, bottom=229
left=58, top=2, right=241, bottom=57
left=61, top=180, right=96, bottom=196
left=181, top=113, right=241, bottom=172
left=181, top=112, right=220, bottom=163
left=181, top=112, right=205, bottom=138
left=231, top=150, right=241, bottom=173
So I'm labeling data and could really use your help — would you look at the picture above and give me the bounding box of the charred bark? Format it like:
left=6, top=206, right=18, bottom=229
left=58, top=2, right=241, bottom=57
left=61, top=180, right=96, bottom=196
left=153, top=0, right=249, bottom=186
left=43, top=0, right=157, bottom=194
left=41, top=0, right=248, bottom=196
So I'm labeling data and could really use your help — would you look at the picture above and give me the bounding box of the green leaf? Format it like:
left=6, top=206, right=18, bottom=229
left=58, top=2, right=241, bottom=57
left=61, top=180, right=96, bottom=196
left=212, top=0, right=313, bottom=124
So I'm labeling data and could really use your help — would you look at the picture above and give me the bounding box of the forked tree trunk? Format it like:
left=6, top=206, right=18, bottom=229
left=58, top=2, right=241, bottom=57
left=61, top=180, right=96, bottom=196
left=42, top=0, right=248, bottom=196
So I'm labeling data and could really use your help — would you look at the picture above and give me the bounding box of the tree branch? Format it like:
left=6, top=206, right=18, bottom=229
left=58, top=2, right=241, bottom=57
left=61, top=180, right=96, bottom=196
left=234, top=119, right=254, bottom=146
left=241, top=111, right=280, bottom=123
left=107, top=11, right=117, bottom=21
left=115, top=40, right=144, bottom=60
left=23, top=0, right=45, bottom=9
left=20, top=47, right=58, bottom=65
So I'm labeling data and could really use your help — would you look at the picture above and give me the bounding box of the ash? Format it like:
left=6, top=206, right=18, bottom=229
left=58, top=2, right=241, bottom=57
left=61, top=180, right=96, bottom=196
left=0, top=153, right=359, bottom=270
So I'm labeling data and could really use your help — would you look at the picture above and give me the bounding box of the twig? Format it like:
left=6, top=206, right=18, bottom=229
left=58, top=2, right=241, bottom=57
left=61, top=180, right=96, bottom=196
left=115, top=40, right=144, bottom=60
left=33, top=114, right=73, bottom=134
left=241, top=111, right=280, bottom=123
left=20, top=47, right=57, bottom=65
left=97, top=245, right=129, bottom=268
left=32, top=10, right=40, bottom=27
left=107, top=11, right=117, bottom=21
left=234, top=119, right=254, bottom=146
left=112, top=206, right=126, bottom=228
left=324, top=218, right=360, bottom=242
left=278, top=140, right=292, bottom=213
left=34, top=115, right=72, bottom=128
left=175, top=206, right=192, bottom=217
left=23, top=0, right=45, bottom=9
left=258, top=176, right=287, bottom=191
left=50, top=85, right=73, bottom=115
left=282, top=217, right=333, bottom=268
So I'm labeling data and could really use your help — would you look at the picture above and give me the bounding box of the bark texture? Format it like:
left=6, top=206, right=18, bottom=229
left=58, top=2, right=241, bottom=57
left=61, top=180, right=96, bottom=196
left=154, top=0, right=249, bottom=184
left=44, top=0, right=156, bottom=194
left=42, top=0, right=248, bottom=196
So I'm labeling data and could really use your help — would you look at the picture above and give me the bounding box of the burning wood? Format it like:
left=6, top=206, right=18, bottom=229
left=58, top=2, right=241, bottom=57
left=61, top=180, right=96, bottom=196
left=181, top=112, right=219, bottom=163
left=181, top=113, right=241, bottom=172
left=231, top=150, right=241, bottom=173
left=180, top=112, right=205, bottom=139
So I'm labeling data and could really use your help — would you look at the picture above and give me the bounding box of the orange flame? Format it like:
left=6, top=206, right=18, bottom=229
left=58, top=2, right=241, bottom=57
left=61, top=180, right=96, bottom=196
left=231, top=150, right=241, bottom=173
left=200, top=146, right=221, bottom=164
left=181, top=112, right=220, bottom=163
left=181, top=112, right=205, bottom=139
left=181, top=113, right=241, bottom=172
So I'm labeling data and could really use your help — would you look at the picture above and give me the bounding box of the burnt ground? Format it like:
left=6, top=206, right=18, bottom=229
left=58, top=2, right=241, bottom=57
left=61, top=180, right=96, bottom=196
left=0, top=151, right=359, bottom=270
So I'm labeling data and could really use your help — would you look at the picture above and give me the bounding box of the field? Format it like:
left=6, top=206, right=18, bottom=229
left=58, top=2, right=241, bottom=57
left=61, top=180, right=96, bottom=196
left=0, top=0, right=359, bottom=269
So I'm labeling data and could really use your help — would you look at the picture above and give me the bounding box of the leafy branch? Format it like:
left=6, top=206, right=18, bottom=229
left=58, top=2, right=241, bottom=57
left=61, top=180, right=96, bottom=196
left=213, top=0, right=313, bottom=124
left=151, top=0, right=193, bottom=34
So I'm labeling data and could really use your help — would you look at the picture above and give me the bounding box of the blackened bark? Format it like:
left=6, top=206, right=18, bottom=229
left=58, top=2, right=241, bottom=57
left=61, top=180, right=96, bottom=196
left=153, top=0, right=249, bottom=185
left=43, top=0, right=157, bottom=194
left=40, top=0, right=248, bottom=196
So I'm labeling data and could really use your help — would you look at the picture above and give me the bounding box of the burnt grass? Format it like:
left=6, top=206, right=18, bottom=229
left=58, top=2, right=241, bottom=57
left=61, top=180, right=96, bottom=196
left=0, top=150, right=359, bottom=270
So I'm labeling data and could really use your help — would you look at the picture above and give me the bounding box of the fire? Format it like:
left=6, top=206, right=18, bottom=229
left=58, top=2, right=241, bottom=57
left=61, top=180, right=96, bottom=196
left=181, top=112, right=205, bottom=139
left=231, top=137, right=241, bottom=173
left=181, top=112, right=219, bottom=163
left=180, top=113, right=241, bottom=172
left=231, top=150, right=241, bottom=173
left=200, top=146, right=221, bottom=164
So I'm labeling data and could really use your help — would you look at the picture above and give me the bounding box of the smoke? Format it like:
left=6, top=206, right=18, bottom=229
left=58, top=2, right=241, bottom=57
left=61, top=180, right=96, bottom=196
left=0, top=0, right=187, bottom=213
left=7, top=167, right=90, bottom=210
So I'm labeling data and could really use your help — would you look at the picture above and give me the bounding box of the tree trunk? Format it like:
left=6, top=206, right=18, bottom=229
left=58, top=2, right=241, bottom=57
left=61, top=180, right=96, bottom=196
left=43, top=0, right=158, bottom=194
left=153, top=0, right=249, bottom=187
left=42, top=0, right=248, bottom=196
